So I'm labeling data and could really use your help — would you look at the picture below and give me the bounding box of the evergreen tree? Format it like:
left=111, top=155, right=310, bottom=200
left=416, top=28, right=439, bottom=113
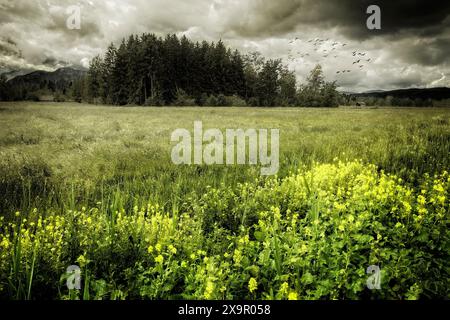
left=87, top=55, right=103, bottom=103
left=278, top=66, right=297, bottom=106
left=0, top=74, right=8, bottom=101
left=140, top=34, right=163, bottom=105
left=81, top=33, right=344, bottom=108
left=101, top=43, right=117, bottom=104
left=125, top=35, right=140, bottom=104
left=256, top=59, right=281, bottom=107
left=230, top=50, right=246, bottom=97
left=111, top=40, right=129, bottom=105
left=70, top=77, right=84, bottom=103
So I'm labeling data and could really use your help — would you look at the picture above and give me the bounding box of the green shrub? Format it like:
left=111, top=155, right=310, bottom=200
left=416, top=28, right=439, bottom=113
left=25, top=93, right=40, bottom=102
left=248, top=97, right=260, bottom=107
left=225, top=95, right=247, bottom=107
left=53, top=92, right=66, bottom=102
left=173, top=89, right=196, bottom=106
left=1, top=161, right=448, bottom=300
left=204, top=95, right=218, bottom=106
left=216, top=94, right=228, bottom=106
left=144, top=95, right=165, bottom=107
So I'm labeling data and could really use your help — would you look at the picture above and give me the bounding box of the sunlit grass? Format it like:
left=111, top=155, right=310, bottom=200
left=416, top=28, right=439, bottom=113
left=0, top=102, right=449, bottom=300
left=0, top=102, right=448, bottom=217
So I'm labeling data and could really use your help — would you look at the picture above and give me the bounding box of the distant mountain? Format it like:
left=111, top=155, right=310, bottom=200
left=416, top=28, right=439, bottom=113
left=351, top=87, right=450, bottom=101
left=1, top=69, right=35, bottom=81
left=1, top=66, right=88, bottom=101
left=361, top=90, right=385, bottom=94
left=7, top=67, right=87, bottom=86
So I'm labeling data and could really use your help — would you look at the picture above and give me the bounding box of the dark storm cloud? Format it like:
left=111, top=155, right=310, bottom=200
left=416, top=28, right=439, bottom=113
left=0, top=38, right=21, bottom=57
left=390, top=36, right=450, bottom=67
left=218, top=0, right=304, bottom=37
left=221, top=0, right=450, bottom=74
left=42, top=56, right=70, bottom=68
left=336, top=0, right=450, bottom=39
left=0, top=0, right=449, bottom=90
left=227, top=0, right=450, bottom=39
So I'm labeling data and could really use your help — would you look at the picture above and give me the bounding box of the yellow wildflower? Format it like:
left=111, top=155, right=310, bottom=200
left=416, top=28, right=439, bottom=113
left=417, top=195, right=426, bottom=206
left=155, top=255, right=164, bottom=264
left=248, top=277, right=258, bottom=293
left=279, top=282, right=289, bottom=296
left=0, top=238, right=9, bottom=249
left=433, top=184, right=444, bottom=193
left=233, top=249, right=242, bottom=265
left=288, top=291, right=298, bottom=300
left=168, top=245, right=177, bottom=255
left=77, top=254, right=87, bottom=267
left=204, top=281, right=215, bottom=299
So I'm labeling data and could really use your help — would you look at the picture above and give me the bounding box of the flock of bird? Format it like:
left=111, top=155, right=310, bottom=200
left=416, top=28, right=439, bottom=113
left=286, top=38, right=374, bottom=76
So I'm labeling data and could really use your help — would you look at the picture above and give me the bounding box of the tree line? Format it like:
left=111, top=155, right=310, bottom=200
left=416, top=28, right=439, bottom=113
left=0, top=76, right=75, bottom=102
left=1, top=34, right=448, bottom=107
left=0, top=33, right=342, bottom=107
left=70, top=33, right=341, bottom=107
left=343, top=95, right=448, bottom=107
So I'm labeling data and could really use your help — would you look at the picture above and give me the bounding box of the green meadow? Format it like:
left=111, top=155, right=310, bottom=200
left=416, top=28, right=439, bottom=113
left=0, top=102, right=449, bottom=300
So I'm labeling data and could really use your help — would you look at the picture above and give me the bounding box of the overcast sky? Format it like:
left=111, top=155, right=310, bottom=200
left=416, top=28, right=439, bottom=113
left=0, top=0, right=449, bottom=92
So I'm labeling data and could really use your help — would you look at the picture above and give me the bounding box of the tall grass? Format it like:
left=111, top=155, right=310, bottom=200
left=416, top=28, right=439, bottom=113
left=0, top=103, right=448, bottom=219
left=0, top=102, right=449, bottom=300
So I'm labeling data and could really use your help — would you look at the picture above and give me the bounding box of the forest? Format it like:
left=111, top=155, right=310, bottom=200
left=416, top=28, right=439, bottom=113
left=1, top=33, right=340, bottom=108
left=2, top=33, right=449, bottom=107
left=77, top=33, right=341, bottom=107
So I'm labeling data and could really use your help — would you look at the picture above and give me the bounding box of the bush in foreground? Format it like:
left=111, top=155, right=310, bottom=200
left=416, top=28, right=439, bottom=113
left=0, top=161, right=448, bottom=300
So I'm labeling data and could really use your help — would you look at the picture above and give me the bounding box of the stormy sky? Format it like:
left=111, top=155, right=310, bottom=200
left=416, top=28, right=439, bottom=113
left=0, top=0, right=449, bottom=92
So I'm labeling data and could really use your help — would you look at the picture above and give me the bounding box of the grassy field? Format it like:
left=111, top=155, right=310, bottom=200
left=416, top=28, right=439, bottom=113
left=0, top=102, right=449, bottom=300
left=1, top=102, right=449, bottom=215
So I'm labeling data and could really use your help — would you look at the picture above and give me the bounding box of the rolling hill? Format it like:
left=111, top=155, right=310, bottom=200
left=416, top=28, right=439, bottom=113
left=7, top=66, right=87, bottom=86
left=351, top=87, right=450, bottom=101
